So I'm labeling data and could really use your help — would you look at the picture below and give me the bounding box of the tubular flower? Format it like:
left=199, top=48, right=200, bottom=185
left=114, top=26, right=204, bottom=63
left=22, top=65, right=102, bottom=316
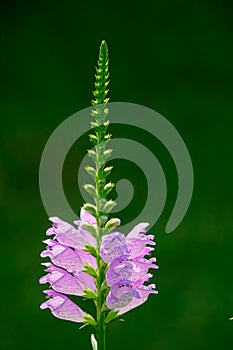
left=46, top=209, right=97, bottom=249
left=101, top=222, right=158, bottom=315
left=40, top=210, right=97, bottom=322
left=39, top=263, right=96, bottom=296
left=40, top=290, right=85, bottom=323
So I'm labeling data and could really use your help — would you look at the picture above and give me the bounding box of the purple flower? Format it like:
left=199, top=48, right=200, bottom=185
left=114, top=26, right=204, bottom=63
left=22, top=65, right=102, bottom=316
left=40, top=239, right=96, bottom=272
left=106, top=275, right=158, bottom=315
left=101, top=222, right=158, bottom=314
left=106, top=254, right=158, bottom=287
left=39, top=263, right=96, bottom=296
left=126, top=222, right=156, bottom=258
left=100, top=232, right=130, bottom=263
left=40, top=212, right=98, bottom=323
left=47, top=210, right=97, bottom=249
left=40, top=290, right=85, bottom=323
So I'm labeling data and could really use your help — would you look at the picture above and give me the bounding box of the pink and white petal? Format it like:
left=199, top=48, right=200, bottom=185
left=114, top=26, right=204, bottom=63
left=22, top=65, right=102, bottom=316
left=100, top=232, right=130, bottom=263
left=48, top=217, right=86, bottom=249
left=77, top=225, right=97, bottom=248
left=80, top=209, right=97, bottom=225
left=40, top=290, right=85, bottom=323
left=117, top=284, right=158, bottom=315
left=128, top=241, right=155, bottom=258
left=39, top=265, right=87, bottom=296
left=74, top=271, right=96, bottom=291
left=127, top=223, right=149, bottom=239
left=41, top=240, right=85, bottom=272
left=75, top=248, right=97, bottom=269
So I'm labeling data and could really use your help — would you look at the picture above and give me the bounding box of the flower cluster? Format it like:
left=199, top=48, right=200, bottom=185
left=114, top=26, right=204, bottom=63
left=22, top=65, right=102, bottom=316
left=100, top=224, right=159, bottom=315
left=39, top=210, right=158, bottom=322
left=39, top=209, right=97, bottom=323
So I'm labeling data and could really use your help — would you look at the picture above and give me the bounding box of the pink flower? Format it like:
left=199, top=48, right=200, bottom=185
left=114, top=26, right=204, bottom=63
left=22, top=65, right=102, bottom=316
left=40, top=211, right=97, bottom=324
left=39, top=263, right=96, bottom=296
left=100, top=232, right=130, bottom=263
left=101, top=222, right=158, bottom=314
left=40, top=290, right=85, bottom=323
left=40, top=239, right=96, bottom=273
left=46, top=210, right=97, bottom=249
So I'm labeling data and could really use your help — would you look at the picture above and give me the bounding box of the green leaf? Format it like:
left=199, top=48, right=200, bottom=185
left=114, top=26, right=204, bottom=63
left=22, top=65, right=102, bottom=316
left=79, top=323, right=89, bottom=330
left=105, top=310, right=119, bottom=325
left=84, top=313, right=97, bottom=327
left=83, top=264, right=97, bottom=278
left=98, top=198, right=107, bottom=209
left=80, top=223, right=97, bottom=237
left=91, top=334, right=98, bottom=350
left=84, top=245, right=98, bottom=258
left=101, top=303, right=109, bottom=312
left=101, top=280, right=110, bottom=293
left=83, top=288, right=97, bottom=300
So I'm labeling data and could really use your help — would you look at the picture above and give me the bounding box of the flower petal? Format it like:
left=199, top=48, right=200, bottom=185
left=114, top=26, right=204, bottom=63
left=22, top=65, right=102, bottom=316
left=117, top=283, right=158, bottom=315
left=80, top=209, right=97, bottom=224
left=47, top=217, right=96, bottom=249
left=106, top=280, right=140, bottom=309
left=40, top=290, right=85, bottom=323
left=106, top=254, right=158, bottom=286
left=100, top=232, right=130, bottom=263
left=127, top=223, right=149, bottom=239
left=126, top=224, right=155, bottom=258
left=40, top=239, right=96, bottom=272
left=39, top=263, right=96, bottom=295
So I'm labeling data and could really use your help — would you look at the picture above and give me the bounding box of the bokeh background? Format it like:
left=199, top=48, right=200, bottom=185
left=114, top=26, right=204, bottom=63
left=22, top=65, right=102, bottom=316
left=1, top=0, right=233, bottom=349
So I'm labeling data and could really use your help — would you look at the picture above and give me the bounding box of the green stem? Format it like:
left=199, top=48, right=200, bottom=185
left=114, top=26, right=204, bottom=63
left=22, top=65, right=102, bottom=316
left=89, top=39, right=110, bottom=350
left=95, top=147, right=106, bottom=350
left=96, top=245, right=106, bottom=350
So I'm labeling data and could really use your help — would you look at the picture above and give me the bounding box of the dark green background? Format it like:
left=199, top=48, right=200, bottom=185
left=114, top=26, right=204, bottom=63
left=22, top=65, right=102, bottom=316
left=1, top=1, right=233, bottom=349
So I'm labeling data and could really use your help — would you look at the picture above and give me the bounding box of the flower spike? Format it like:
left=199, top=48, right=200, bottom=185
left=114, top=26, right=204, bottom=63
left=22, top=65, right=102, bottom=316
left=39, top=40, right=159, bottom=350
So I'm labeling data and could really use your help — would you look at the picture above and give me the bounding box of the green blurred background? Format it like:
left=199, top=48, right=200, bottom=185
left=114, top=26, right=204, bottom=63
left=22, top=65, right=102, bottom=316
left=1, top=0, right=233, bottom=349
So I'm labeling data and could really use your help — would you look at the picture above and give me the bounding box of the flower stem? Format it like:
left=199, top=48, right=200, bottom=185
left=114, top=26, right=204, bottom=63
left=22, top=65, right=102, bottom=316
left=96, top=245, right=106, bottom=350
left=88, top=39, right=110, bottom=350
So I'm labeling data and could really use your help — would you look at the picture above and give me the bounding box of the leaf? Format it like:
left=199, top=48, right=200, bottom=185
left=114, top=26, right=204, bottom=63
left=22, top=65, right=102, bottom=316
left=105, top=310, right=119, bottom=325
left=84, top=245, right=98, bottom=258
left=84, top=313, right=97, bottom=327
left=101, top=303, right=109, bottom=312
left=91, top=334, right=98, bottom=350
left=83, top=288, right=97, bottom=300
left=80, top=223, right=97, bottom=237
left=79, top=323, right=88, bottom=330
left=83, top=264, right=97, bottom=278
